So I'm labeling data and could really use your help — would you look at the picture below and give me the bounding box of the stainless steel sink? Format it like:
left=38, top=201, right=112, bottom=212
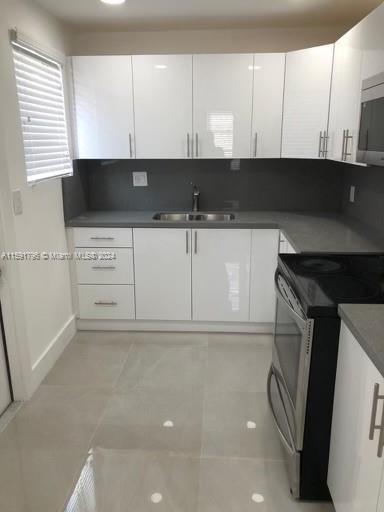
left=152, top=213, right=194, bottom=221
left=153, top=212, right=235, bottom=222
left=195, top=213, right=235, bottom=221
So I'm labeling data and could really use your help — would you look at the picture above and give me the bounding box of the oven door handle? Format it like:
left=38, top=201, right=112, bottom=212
left=267, top=366, right=296, bottom=456
left=274, top=272, right=307, bottom=330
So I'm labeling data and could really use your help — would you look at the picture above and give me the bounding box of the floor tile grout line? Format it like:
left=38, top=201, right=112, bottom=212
left=196, top=336, right=210, bottom=512
left=111, top=341, right=136, bottom=390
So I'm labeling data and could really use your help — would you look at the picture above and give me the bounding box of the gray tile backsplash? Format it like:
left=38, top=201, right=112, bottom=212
left=63, top=159, right=345, bottom=220
left=341, top=164, right=384, bottom=235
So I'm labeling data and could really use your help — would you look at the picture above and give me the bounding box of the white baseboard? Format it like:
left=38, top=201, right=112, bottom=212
left=30, top=314, right=76, bottom=394
left=77, top=318, right=274, bottom=334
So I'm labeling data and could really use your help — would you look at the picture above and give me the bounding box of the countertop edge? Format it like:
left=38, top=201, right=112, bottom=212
left=338, top=304, right=384, bottom=376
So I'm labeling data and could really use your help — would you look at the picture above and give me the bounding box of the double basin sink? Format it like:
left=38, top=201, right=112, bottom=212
left=153, top=212, right=235, bottom=222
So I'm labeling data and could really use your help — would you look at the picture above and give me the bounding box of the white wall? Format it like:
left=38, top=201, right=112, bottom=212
left=0, top=0, right=75, bottom=398
left=70, top=24, right=347, bottom=56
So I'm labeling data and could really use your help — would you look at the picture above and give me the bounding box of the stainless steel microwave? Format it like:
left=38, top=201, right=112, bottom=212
left=357, top=71, right=384, bottom=166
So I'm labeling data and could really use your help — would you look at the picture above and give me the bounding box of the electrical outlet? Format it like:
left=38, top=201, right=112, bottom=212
left=349, top=185, right=356, bottom=203
left=12, top=189, right=23, bottom=215
left=133, top=172, right=148, bottom=187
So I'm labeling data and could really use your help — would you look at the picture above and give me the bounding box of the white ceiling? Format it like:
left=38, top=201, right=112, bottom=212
left=32, top=0, right=382, bottom=30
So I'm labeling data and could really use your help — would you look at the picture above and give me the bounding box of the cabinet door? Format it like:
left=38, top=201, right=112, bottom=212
left=328, top=28, right=363, bottom=163
left=0, top=331, right=11, bottom=416
left=134, top=229, right=192, bottom=321
left=328, top=322, right=384, bottom=512
left=282, top=45, right=334, bottom=159
left=249, top=230, right=279, bottom=323
left=359, top=3, right=384, bottom=80
left=376, top=467, right=384, bottom=512
left=251, top=54, right=285, bottom=158
left=192, top=229, right=251, bottom=322
left=72, top=56, right=135, bottom=159
left=192, top=54, right=254, bottom=158
left=133, top=55, right=193, bottom=158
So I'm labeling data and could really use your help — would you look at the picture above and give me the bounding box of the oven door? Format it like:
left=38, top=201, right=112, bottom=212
left=267, top=365, right=300, bottom=498
left=272, top=270, right=314, bottom=451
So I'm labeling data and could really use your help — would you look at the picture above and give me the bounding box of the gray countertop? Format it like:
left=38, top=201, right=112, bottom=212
left=65, top=210, right=384, bottom=254
left=339, top=304, right=384, bottom=376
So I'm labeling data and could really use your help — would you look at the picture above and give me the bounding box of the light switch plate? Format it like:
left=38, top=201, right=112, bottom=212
left=12, top=189, right=23, bottom=215
left=349, top=185, right=356, bottom=203
left=133, top=172, right=148, bottom=187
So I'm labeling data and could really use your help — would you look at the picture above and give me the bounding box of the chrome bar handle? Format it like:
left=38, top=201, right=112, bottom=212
left=254, top=132, right=258, bottom=158
left=341, top=129, right=347, bottom=161
left=186, top=230, right=189, bottom=254
left=378, top=403, right=384, bottom=458
left=318, top=131, right=324, bottom=158
left=129, top=133, right=133, bottom=158
left=369, top=383, right=384, bottom=458
left=194, top=231, right=198, bottom=254
left=187, top=133, right=190, bottom=158
left=90, top=237, right=115, bottom=241
left=195, top=133, right=199, bottom=158
left=94, top=301, right=118, bottom=306
left=92, top=266, right=116, bottom=270
left=369, top=383, right=380, bottom=440
left=343, top=129, right=353, bottom=161
left=323, top=131, right=329, bottom=157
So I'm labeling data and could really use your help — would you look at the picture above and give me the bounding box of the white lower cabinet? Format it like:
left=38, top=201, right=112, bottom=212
left=192, top=229, right=251, bottom=322
left=133, top=228, right=253, bottom=323
left=328, top=322, right=384, bottom=512
left=249, top=230, right=279, bottom=323
left=134, top=229, right=192, bottom=321
left=78, top=285, right=135, bottom=320
left=75, top=248, right=134, bottom=285
left=72, top=227, right=281, bottom=325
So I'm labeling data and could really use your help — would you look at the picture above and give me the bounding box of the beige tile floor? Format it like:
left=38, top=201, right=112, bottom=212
left=0, top=331, right=335, bottom=512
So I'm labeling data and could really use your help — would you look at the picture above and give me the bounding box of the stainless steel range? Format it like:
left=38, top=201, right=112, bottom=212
left=269, top=254, right=384, bottom=500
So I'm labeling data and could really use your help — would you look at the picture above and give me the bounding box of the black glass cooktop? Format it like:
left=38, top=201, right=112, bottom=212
left=278, top=254, right=384, bottom=317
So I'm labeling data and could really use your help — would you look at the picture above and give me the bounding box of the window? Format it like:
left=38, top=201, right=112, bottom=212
left=11, top=36, right=72, bottom=184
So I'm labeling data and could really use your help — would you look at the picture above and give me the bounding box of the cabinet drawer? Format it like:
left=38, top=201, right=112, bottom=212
left=73, top=228, right=133, bottom=248
left=78, top=285, right=135, bottom=320
left=75, top=248, right=134, bottom=284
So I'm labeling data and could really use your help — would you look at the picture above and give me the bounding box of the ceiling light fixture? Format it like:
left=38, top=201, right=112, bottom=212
left=100, top=0, right=126, bottom=5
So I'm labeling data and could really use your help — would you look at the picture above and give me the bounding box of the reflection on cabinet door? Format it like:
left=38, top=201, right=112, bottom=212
left=133, top=55, right=193, bottom=158
left=0, top=326, right=11, bottom=416
left=193, top=54, right=254, bottom=159
left=328, top=27, right=363, bottom=164
left=192, top=229, right=251, bottom=322
left=282, top=45, right=334, bottom=159
left=134, top=229, right=192, bottom=321
left=249, top=230, right=279, bottom=323
left=72, top=56, right=135, bottom=159
left=251, top=54, right=285, bottom=158
left=328, top=323, right=384, bottom=512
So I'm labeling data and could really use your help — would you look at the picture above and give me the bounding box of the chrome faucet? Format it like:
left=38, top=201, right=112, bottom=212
left=192, top=185, right=200, bottom=212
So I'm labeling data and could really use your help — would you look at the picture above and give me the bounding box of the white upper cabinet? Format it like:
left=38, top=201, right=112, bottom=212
left=328, top=323, right=384, bottom=512
left=251, top=54, right=285, bottom=158
left=359, top=3, right=384, bottom=80
left=192, top=229, right=251, bottom=322
left=132, top=55, right=193, bottom=159
left=328, top=27, right=363, bottom=164
left=282, top=44, right=334, bottom=159
left=192, top=54, right=254, bottom=159
left=72, top=56, right=135, bottom=159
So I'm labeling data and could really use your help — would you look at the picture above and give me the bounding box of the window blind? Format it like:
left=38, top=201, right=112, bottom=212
left=12, top=43, right=72, bottom=184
